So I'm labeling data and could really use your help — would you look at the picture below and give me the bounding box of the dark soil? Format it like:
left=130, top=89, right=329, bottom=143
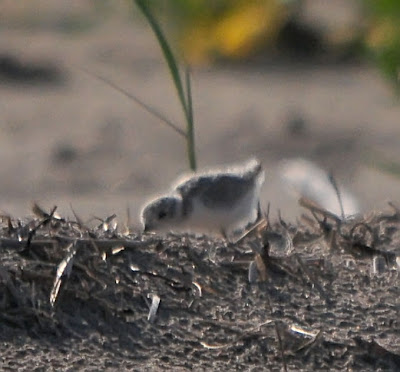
left=1, top=203, right=400, bottom=371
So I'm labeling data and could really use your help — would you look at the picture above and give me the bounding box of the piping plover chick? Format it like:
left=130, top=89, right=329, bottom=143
left=141, top=158, right=264, bottom=238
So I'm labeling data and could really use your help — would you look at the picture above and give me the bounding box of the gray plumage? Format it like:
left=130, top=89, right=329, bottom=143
left=140, top=158, right=264, bottom=237
left=176, top=159, right=262, bottom=214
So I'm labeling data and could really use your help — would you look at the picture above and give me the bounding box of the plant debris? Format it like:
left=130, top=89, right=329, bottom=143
left=1, top=203, right=400, bottom=370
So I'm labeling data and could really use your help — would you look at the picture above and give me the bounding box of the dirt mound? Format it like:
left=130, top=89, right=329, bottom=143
left=1, top=203, right=400, bottom=371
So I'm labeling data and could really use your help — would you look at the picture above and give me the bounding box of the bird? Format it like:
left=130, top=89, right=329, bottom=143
left=279, top=158, right=359, bottom=219
left=141, top=158, right=264, bottom=238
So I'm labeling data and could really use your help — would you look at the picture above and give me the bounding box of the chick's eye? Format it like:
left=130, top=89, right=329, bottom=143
left=158, top=211, right=167, bottom=219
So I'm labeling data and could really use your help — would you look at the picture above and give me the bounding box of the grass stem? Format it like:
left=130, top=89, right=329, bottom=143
left=135, top=0, right=197, bottom=171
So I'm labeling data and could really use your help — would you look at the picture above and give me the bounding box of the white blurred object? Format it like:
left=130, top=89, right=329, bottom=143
left=279, top=158, right=359, bottom=218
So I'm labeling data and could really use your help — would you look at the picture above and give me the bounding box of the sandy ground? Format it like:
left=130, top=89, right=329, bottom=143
left=1, top=3, right=400, bottom=371
left=1, top=6, right=400, bottom=230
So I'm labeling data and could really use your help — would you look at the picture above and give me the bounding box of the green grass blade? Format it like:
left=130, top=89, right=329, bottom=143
left=134, top=0, right=197, bottom=171
left=185, top=67, right=196, bottom=170
left=135, top=0, right=188, bottom=120
left=80, top=67, right=186, bottom=138
left=185, top=67, right=193, bottom=129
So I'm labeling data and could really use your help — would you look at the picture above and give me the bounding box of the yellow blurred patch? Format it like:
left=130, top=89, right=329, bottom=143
left=366, top=18, right=400, bottom=49
left=181, top=0, right=288, bottom=64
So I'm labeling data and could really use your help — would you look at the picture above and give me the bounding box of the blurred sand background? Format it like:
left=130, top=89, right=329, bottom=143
left=1, top=1, right=400, bottom=228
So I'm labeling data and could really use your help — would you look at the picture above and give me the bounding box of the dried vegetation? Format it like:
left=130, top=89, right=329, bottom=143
left=1, top=201, right=400, bottom=370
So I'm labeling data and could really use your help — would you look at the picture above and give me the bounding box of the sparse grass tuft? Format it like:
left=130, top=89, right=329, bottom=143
left=135, top=0, right=197, bottom=171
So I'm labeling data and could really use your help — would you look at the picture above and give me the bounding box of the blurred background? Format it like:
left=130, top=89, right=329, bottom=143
left=1, top=0, right=400, bottom=226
